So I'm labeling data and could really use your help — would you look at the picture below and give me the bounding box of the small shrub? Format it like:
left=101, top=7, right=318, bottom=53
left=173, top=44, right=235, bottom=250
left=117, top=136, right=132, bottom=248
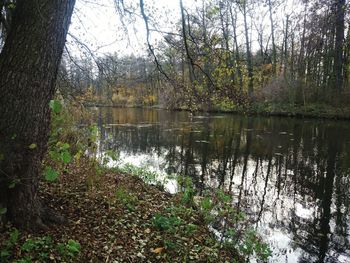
left=152, top=214, right=182, bottom=233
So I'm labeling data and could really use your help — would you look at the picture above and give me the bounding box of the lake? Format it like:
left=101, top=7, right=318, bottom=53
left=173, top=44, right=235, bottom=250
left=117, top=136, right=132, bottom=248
left=93, top=107, right=350, bottom=263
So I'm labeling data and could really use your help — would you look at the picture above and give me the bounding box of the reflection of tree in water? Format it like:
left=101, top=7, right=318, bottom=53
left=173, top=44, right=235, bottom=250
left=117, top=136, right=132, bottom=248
left=96, top=108, right=350, bottom=262
left=289, top=126, right=350, bottom=262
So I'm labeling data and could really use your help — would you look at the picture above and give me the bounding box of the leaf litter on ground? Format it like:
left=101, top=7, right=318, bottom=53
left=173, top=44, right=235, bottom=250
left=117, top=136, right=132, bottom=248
left=1, top=158, right=236, bottom=262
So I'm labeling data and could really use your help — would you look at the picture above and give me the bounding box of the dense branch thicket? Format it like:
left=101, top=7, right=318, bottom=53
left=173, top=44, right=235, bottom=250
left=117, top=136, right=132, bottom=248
left=58, top=0, right=349, bottom=112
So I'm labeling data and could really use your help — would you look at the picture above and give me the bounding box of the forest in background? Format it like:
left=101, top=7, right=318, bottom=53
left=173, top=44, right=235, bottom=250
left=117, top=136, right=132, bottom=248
left=56, top=0, right=350, bottom=115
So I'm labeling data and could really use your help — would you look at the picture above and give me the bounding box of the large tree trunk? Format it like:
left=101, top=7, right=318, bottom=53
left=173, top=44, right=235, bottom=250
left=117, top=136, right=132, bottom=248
left=0, top=0, right=75, bottom=229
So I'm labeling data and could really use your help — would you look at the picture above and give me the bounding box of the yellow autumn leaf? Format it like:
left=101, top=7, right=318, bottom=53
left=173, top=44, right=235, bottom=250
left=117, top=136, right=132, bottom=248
left=152, top=247, right=164, bottom=254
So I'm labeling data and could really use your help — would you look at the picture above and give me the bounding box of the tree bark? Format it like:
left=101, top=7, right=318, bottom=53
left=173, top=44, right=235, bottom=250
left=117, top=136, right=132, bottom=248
left=229, top=5, right=243, bottom=89
left=332, top=0, right=345, bottom=91
left=242, top=1, right=254, bottom=98
left=297, top=4, right=307, bottom=81
left=268, top=0, right=277, bottom=77
left=283, top=15, right=289, bottom=77
left=344, top=22, right=350, bottom=87
left=0, top=0, right=75, bottom=229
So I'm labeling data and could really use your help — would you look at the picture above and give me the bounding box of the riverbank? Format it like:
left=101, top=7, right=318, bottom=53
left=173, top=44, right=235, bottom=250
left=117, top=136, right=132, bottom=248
left=84, top=101, right=350, bottom=121
left=0, top=159, right=240, bottom=262
left=248, top=102, right=350, bottom=120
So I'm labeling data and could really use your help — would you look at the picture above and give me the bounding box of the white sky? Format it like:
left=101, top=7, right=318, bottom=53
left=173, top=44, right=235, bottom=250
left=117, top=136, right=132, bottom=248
left=68, top=0, right=189, bottom=57
left=67, top=0, right=301, bottom=60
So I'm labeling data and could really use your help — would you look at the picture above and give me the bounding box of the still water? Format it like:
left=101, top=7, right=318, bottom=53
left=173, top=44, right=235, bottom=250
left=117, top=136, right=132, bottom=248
left=94, top=107, right=350, bottom=263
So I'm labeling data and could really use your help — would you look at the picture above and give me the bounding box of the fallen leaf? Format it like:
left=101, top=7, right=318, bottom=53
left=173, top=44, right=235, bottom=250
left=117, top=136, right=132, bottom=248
left=152, top=247, right=164, bottom=254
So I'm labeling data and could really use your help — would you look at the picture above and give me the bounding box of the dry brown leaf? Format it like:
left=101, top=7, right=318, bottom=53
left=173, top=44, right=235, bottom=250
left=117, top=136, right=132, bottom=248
left=152, top=247, right=165, bottom=254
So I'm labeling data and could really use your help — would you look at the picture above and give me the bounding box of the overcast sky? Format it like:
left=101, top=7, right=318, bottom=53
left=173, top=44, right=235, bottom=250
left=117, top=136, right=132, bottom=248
left=67, top=0, right=189, bottom=58
left=67, top=0, right=300, bottom=60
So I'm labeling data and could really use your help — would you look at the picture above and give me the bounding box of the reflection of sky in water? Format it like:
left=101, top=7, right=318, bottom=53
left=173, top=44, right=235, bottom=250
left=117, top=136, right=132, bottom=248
left=234, top=160, right=314, bottom=262
left=114, top=151, right=350, bottom=262
left=117, top=150, right=178, bottom=194
left=94, top=107, right=350, bottom=263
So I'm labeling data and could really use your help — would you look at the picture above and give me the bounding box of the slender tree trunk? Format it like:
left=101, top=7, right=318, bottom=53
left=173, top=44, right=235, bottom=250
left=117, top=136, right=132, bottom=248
left=179, top=0, right=201, bottom=109
left=201, top=0, right=212, bottom=109
left=229, top=5, right=243, bottom=89
left=283, top=15, right=289, bottom=77
left=333, top=0, right=345, bottom=91
left=219, top=1, right=233, bottom=83
left=242, top=1, right=254, bottom=98
left=344, top=22, right=350, bottom=88
left=324, top=6, right=336, bottom=92
left=268, top=0, right=277, bottom=77
left=321, top=8, right=331, bottom=91
left=297, top=5, right=307, bottom=81
left=296, top=5, right=308, bottom=104
left=291, top=32, right=295, bottom=81
left=0, top=0, right=75, bottom=229
left=256, top=24, right=264, bottom=63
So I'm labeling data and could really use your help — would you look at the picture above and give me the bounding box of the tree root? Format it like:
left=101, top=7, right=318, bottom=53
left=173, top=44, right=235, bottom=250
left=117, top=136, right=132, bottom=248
left=24, top=207, right=67, bottom=231
left=41, top=206, right=68, bottom=225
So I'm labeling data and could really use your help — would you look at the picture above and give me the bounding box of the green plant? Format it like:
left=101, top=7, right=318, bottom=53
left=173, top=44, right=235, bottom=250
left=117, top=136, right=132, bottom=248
left=57, top=239, right=81, bottom=259
left=176, top=176, right=196, bottom=207
left=167, top=205, right=194, bottom=220
left=184, top=223, right=197, bottom=235
left=200, top=196, right=213, bottom=211
left=164, top=239, right=178, bottom=250
left=152, top=214, right=182, bottom=233
left=19, top=236, right=54, bottom=261
left=117, top=163, right=168, bottom=186
left=196, top=189, right=271, bottom=261
left=232, top=229, right=271, bottom=261
left=0, top=207, right=7, bottom=216
left=0, top=228, right=19, bottom=261
left=115, top=187, right=138, bottom=211
left=44, top=100, right=73, bottom=182
left=45, top=100, right=98, bottom=183
left=21, top=238, right=40, bottom=252
left=0, top=227, right=81, bottom=263
left=103, top=149, right=120, bottom=164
